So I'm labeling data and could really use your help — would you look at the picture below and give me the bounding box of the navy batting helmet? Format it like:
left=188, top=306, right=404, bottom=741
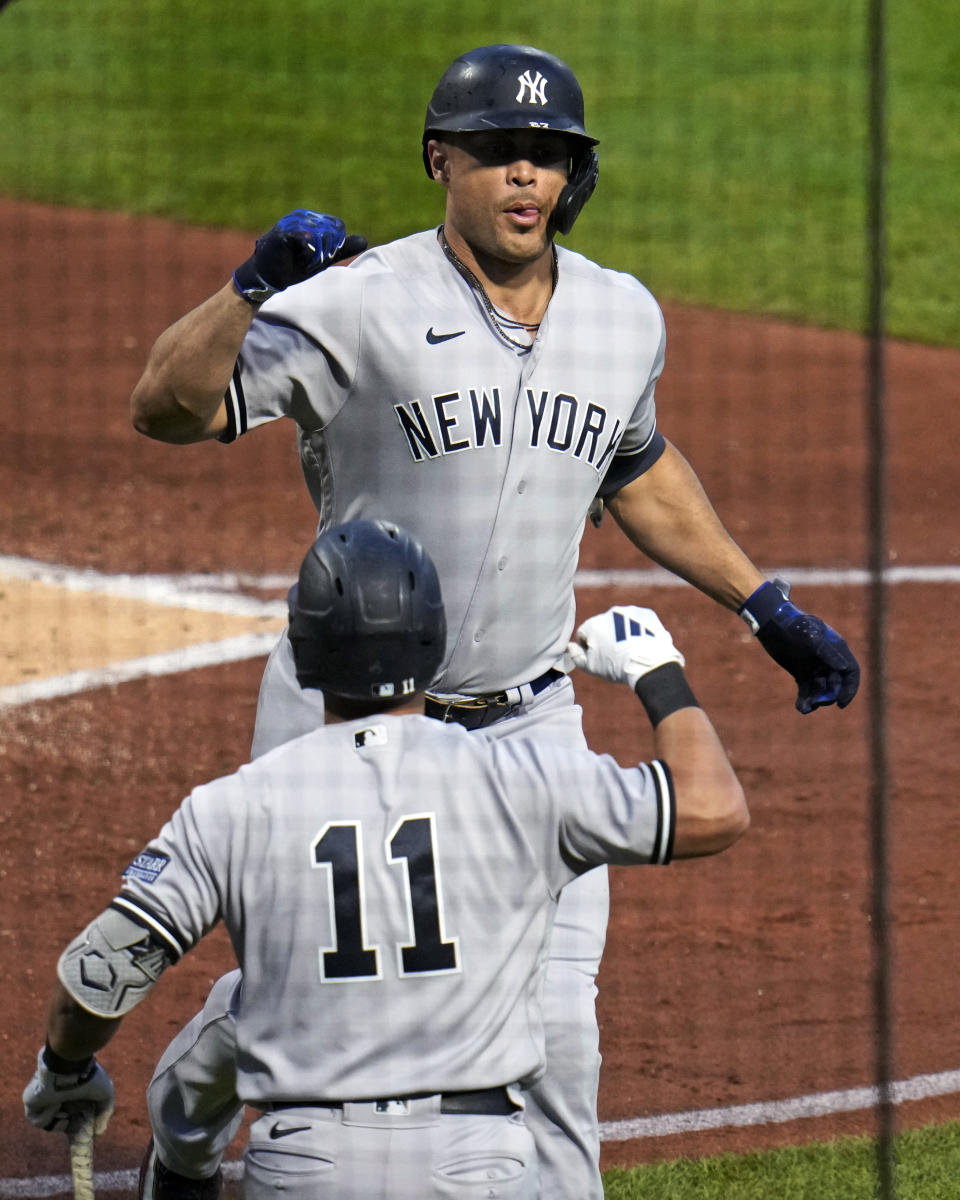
left=422, top=44, right=599, bottom=236
left=287, top=520, right=446, bottom=700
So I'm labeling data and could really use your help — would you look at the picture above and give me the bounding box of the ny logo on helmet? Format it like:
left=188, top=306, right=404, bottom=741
left=516, top=70, right=548, bottom=106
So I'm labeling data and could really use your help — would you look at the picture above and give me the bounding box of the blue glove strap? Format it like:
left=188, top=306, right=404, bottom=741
left=233, top=210, right=349, bottom=305
left=738, top=579, right=791, bottom=634
left=232, top=260, right=278, bottom=306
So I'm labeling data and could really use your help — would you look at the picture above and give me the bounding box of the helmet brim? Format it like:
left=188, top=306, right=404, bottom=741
left=424, top=116, right=597, bottom=144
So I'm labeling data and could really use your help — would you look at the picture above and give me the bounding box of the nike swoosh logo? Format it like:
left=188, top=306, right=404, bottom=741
left=426, top=328, right=466, bottom=344
left=269, top=1121, right=312, bottom=1139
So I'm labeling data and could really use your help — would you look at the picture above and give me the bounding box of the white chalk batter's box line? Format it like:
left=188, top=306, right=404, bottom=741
left=3, top=553, right=959, bottom=610
left=3, top=1067, right=959, bottom=1197
left=1, top=555, right=957, bottom=710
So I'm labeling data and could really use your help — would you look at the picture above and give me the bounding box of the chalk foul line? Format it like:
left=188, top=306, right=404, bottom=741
left=574, top=564, right=960, bottom=588
left=0, top=555, right=289, bottom=618
left=4, top=1069, right=959, bottom=1196
left=0, top=1161, right=244, bottom=1199
left=598, top=1067, right=960, bottom=1141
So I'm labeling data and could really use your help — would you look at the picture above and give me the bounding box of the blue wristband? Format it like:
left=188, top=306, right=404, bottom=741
left=232, top=259, right=277, bottom=306
left=738, top=578, right=792, bottom=634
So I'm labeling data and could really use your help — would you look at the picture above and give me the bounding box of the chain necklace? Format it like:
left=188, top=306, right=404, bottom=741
left=438, top=226, right=558, bottom=353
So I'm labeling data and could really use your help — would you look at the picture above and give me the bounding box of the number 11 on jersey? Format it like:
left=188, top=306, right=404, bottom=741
left=312, top=813, right=461, bottom=983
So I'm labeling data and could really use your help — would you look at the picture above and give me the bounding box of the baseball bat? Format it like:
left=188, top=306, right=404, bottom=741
left=67, top=1108, right=96, bottom=1200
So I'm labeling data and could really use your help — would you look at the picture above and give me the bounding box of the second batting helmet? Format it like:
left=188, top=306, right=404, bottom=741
left=422, top=44, right=600, bottom=236
left=287, top=520, right=446, bottom=700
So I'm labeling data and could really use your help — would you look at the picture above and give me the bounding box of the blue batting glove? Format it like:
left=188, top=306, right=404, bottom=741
left=233, top=210, right=367, bottom=305
left=739, top=579, right=860, bottom=715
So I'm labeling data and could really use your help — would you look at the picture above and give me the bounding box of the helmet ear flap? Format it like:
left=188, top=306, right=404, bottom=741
left=548, top=148, right=599, bottom=237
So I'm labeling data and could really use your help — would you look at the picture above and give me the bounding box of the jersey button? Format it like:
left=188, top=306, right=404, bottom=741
left=516, top=480, right=526, bottom=494
left=474, top=629, right=484, bottom=642
left=497, top=557, right=507, bottom=571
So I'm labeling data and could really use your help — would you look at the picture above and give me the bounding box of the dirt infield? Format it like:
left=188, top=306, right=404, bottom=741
left=2, top=197, right=959, bottom=1187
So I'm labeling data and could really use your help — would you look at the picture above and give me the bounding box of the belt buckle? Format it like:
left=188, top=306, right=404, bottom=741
left=425, top=692, right=515, bottom=730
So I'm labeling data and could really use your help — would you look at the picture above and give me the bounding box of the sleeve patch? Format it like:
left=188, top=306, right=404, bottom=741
left=123, top=850, right=170, bottom=885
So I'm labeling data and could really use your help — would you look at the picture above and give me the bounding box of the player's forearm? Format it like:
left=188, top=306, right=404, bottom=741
left=46, top=982, right=122, bottom=1063
left=651, top=704, right=749, bottom=857
left=607, top=441, right=765, bottom=611
left=130, top=282, right=254, bottom=443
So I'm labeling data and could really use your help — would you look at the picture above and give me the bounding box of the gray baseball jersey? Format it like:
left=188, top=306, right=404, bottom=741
left=223, top=230, right=666, bottom=694
left=112, top=713, right=674, bottom=1104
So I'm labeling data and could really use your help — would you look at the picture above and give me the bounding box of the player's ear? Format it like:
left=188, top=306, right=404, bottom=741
left=426, top=140, right=451, bottom=185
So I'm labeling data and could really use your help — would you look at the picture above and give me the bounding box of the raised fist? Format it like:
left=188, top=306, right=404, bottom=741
left=233, top=209, right=368, bottom=305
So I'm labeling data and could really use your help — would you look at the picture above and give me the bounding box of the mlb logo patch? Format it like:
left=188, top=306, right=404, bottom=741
left=123, top=850, right=170, bottom=884
left=355, top=724, right=388, bottom=750
left=375, top=1100, right=409, bottom=1115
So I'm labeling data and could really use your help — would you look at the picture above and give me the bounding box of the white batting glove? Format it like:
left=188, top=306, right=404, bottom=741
left=564, top=606, right=684, bottom=690
left=23, top=1048, right=115, bottom=1134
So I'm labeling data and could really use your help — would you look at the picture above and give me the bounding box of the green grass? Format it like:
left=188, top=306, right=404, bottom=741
left=2, top=0, right=957, bottom=343
left=602, top=1121, right=960, bottom=1198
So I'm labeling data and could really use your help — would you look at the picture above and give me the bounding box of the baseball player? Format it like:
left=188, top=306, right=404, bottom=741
left=128, top=44, right=857, bottom=1199
left=24, top=520, right=749, bottom=1200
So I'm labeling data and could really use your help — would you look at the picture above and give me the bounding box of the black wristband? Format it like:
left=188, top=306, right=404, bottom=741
left=634, top=662, right=700, bottom=727
left=43, top=1043, right=94, bottom=1077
